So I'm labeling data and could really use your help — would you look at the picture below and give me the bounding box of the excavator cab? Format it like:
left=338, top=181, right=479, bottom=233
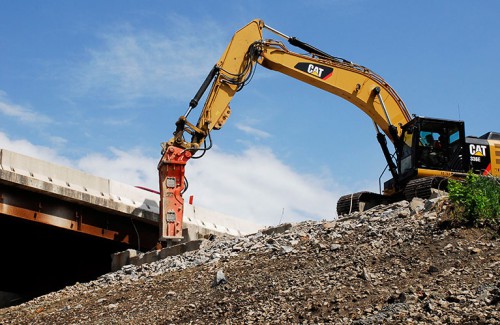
left=397, top=116, right=467, bottom=184
left=341, top=116, right=469, bottom=215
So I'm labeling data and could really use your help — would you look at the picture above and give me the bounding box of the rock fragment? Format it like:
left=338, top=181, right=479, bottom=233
left=212, top=269, right=227, bottom=287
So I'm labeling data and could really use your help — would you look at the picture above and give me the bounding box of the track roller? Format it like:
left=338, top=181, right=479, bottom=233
left=403, top=177, right=448, bottom=201
left=336, top=191, right=392, bottom=216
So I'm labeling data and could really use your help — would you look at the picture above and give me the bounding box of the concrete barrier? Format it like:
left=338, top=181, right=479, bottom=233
left=111, top=240, right=204, bottom=271
left=0, top=149, right=109, bottom=199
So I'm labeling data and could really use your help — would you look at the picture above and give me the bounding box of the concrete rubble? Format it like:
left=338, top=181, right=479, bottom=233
left=1, top=196, right=499, bottom=324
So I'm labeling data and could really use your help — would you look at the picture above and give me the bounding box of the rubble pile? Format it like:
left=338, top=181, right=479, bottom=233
left=1, top=197, right=499, bottom=324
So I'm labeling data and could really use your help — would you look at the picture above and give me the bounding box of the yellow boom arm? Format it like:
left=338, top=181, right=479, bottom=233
left=157, top=19, right=412, bottom=241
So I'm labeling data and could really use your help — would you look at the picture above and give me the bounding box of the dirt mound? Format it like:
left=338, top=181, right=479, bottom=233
left=1, top=197, right=499, bottom=324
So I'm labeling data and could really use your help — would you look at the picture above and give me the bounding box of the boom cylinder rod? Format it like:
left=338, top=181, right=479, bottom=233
left=265, top=23, right=340, bottom=62
left=373, top=87, right=402, bottom=145
left=264, top=23, right=290, bottom=40
left=373, top=87, right=392, bottom=126
left=185, top=65, right=220, bottom=118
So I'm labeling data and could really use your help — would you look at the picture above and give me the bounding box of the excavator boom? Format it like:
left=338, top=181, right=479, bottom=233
left=171, top=19, right=411, bottom=150
left=158, top=19, right=413, bottom=241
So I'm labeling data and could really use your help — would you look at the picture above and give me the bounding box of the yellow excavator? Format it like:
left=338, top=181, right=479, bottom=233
left=157, top=19, right=500, bottom=240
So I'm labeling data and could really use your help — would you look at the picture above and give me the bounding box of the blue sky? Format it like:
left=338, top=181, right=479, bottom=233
left=1, top=1, right=498, bottom=225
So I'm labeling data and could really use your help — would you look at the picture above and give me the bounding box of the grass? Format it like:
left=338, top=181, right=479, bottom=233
left=447, top=172, right=500, bottom=226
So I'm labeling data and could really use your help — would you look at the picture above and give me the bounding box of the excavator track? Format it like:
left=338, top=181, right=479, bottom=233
left=337, top=177, right=449, bottom=216
left=403, top=177, right=448, bottom=201
left=336, top=191, right=392, bottom=216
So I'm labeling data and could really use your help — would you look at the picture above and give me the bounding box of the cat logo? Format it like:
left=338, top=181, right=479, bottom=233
left=469, top=144, right=487, bottom=156
left=294, top=62, right=333, bottom=80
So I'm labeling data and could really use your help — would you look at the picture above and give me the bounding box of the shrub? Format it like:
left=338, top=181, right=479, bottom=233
left=448, top=173, right=500, bottom=225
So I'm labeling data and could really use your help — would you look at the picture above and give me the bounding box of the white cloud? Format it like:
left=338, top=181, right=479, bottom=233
left=76, top=147, right=159, bottom=189
left=0, top=91, right=52, bottom=124
left=48, top=136, right=68, bottom=147
left=185, top=146, right=341, bottom=225
left=235, top=123, right=271, bottom=139
left=0, top=132, right=70, bottom=165
left=73, top=17, right=226, bottom=106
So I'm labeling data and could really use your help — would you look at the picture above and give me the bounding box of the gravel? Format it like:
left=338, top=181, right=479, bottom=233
left=1, top=197, right=499, bottom=324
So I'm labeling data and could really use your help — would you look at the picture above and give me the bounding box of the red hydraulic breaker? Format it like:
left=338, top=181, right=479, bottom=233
left=158, top=146, right=192, bottom=241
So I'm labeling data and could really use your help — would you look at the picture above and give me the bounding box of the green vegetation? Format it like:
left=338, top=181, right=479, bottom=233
left=448, top=173, right=500, bottom=225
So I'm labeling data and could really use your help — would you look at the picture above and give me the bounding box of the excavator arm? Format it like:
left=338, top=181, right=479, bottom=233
left=158, top=19, right=412, bottom=241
